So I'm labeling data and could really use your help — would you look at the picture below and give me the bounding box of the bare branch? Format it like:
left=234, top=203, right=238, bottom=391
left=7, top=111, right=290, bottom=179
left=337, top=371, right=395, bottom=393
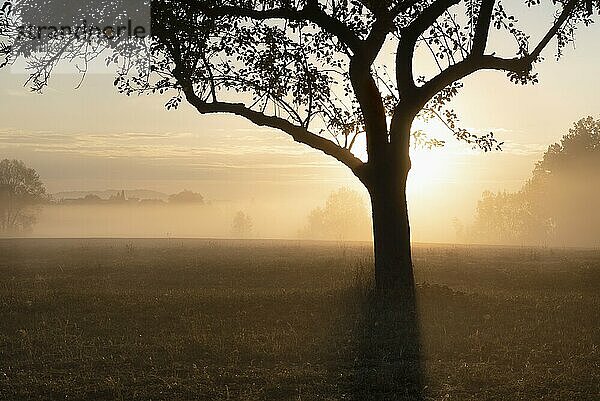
left=349, top=59, right=388, bottom=159
left=530, top=0, right=579, bottom=61
left=405, top=0, right=461, bottom=37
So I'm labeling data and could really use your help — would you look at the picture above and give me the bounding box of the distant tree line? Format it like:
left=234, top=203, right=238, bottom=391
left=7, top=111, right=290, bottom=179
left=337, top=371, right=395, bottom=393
left=59, top=189, right=205, bottom=206
left=459, top=117, right=600, bottom=247
left=1, top=158, right=371, bottom=240
left=0, top=158, right=209, bottom=235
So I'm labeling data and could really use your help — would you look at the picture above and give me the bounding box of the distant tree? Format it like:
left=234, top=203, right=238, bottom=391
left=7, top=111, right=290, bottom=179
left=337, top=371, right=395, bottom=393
left=467, top=117, right=600, bottom=246
left=467, top=190, right=547, bottom=245
left=528, top=116, right=600, bottom=245
left=301, top=187, right=371, bottom=241
left=3, top=0, right=599, bottom=290
left=0, top=159, right=47, bottom=234
left=168, top=190, right=205, bottom=204
left=231, top=211, right=253, bottom=238
left=534, top=117, right=600, bottom=177
left=83, top=194, right=103, bottom=203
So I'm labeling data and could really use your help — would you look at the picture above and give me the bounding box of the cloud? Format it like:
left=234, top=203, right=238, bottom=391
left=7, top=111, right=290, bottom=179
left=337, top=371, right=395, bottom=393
left=498, top=140, right=548, bottom=156
left=0, top=128, right=344, bottom=185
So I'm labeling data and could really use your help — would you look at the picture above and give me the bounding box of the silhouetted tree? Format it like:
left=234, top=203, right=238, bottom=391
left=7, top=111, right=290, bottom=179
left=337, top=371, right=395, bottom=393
left=0, top=159, right=47, bottom=234
left=83, top=194, right=103, bottom=203
left=3, top=0, right=599, bottom=289
left=301, top=187, right=371, bottom=240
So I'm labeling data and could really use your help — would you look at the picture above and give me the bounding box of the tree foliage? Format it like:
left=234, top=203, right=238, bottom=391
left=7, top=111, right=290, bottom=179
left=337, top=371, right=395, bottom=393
left=464, top=117, right=600, bottom=246
left=168, top=190, right=205, bottom=204
left=0, top=159, right=47, bottom=234
left=2, top=1, right=598, bottom=181
left=301, top=187, right=371, bottom=240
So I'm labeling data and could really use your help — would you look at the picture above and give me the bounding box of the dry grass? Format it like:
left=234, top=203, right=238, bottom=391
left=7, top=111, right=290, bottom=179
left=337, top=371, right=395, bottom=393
left=0, top=239, right=598, bottom=400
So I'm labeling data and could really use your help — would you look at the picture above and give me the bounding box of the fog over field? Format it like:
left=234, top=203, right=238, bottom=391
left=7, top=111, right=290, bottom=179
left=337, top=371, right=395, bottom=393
left=25, top=187, right=468, bottom=242
left=32, top=202, right=312, bottom=239
left=25, top=152, right=600, bottom=247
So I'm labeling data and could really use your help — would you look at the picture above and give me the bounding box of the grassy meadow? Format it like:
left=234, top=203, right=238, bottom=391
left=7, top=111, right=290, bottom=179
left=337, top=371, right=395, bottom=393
left=0, top=239, right=598, bottom=400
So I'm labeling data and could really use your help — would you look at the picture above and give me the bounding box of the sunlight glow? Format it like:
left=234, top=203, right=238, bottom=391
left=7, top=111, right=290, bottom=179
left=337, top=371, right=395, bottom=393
left=347, top=120, right=461, bottom=197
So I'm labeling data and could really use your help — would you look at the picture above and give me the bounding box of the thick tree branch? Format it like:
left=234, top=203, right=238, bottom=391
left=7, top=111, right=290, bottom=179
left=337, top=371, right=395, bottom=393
left=416, top=0, right=579, bottom=110
left=188, top=0, right=362, bottom=51
left=357, top=4, right=438, bottom=145
left=174, top=70, right=365, bottom=173
left=396, top=36, right=416, bottom=98
left=395, top=0, right=460, bottom=97
left=416, top=55, right=530, bottom=108
left=530, top=0, right=579, bottom=60
left=349, top=59, right=389, bottom=161
left=391, top=0, right=462, bottom=147
left=361, top=0, right=422, bottom=64
left=363, top=17, right=394, bottom=65
left=406, top=0, right=461, bottom=36
left=471, top=0, right=495, bottom=55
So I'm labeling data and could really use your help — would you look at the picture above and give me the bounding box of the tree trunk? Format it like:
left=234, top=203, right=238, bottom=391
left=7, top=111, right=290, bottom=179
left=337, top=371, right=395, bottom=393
left=367, top=163, right=415, bottom=292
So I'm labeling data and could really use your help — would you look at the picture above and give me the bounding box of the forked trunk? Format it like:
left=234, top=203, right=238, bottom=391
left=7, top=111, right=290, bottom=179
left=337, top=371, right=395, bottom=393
left=367, top=163, right=415, bottom=292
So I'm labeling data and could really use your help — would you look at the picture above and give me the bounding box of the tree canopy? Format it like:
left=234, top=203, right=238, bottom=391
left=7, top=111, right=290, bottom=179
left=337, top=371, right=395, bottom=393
left=168, top=190, right=205, bottom=204
left=2, top=1, right=598, bottom=181
left=301, top=187, right=371, bottom=240
left=464, top=116, right=600, bottom=246
left=0, top=159, right=47, bottom=234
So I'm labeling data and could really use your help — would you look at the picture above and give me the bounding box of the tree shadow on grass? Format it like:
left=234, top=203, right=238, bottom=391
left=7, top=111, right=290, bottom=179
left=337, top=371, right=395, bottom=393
left=347, top=287, right=425, bottom=401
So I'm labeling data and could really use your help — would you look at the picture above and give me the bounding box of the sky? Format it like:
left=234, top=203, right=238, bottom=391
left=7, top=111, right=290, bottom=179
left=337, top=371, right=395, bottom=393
left=1, top=3, right=600, bottom=242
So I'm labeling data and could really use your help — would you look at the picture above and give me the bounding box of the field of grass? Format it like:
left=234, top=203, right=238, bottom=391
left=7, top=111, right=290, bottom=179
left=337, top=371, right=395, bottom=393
left=0, top=239, right=598, bottom=400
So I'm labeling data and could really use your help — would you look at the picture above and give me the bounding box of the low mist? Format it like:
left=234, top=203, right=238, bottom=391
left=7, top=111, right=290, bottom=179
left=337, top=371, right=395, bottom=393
left=31, top=202, right=309, bottom=239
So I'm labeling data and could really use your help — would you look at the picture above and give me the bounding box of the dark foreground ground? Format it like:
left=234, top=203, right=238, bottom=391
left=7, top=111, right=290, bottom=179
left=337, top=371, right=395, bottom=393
left=0, top=239, right=598, bottom=400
